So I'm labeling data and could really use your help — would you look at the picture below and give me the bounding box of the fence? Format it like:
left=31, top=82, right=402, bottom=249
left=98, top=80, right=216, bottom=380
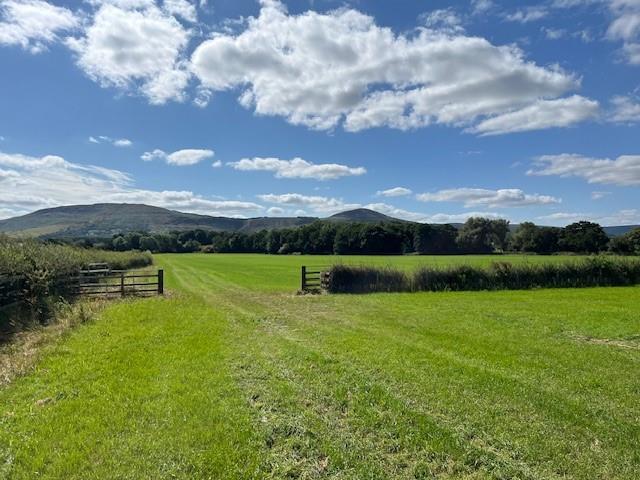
left=0, top=269, right=163, bottom=310
left=300, top=266, right=330, bottom=292
left=76, top=269, right=164, bottom=298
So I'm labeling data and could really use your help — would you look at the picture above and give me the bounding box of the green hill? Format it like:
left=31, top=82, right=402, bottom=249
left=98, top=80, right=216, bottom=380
left=0, top=204, right=396, bottom=238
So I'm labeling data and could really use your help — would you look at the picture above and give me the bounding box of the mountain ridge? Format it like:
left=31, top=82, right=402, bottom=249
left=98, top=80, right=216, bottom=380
left=0, top=203, right=636, bottom=238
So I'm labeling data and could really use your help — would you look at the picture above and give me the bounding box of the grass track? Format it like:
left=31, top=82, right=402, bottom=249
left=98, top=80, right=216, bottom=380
left=1, top=253, right=639, bottom=479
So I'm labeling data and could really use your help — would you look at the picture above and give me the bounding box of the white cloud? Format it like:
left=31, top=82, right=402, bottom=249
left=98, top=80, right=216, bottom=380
left=0, top=0, right=78, bottom=53
left=421, top=8, right=463, bottom=33
left=608, top=94, right=640, bottom=123
left=257, top=192, right=509, bottom=224
left=212, top=159, right=222, bottom=168
left=0, top=150, right=264, bottom=218
left=537, top=209, right=640, bottom=226
left=504, top=6, right=549, bottom=23
left=141, top=148, right=214, bottom=166
left=417, top=188, right=561, bottom=208
left=67, top=2, right=191, bottom=104
left=469, top=95, right=599, bottom=136
left=228, top=157, right=366, bottom=180
left=423, top=211, right=506, bottom=223
left=591, top=191, right=611, bottom=200
left=257, top=193, right=358, bottom=214
left=376, top=187, right=412, bottom=197
left=471, top=0, right=494, bottom=15
left=543, top=27, right=567, bottom=40
left=190, top=0, right=593, bottom=134
left=89, top=135, right=133, bottom=147
left=162, top=0, right=197, bottom=23
left=529, top=153, right=640, bottom=186
left=266, top=206, right=284, bottom=216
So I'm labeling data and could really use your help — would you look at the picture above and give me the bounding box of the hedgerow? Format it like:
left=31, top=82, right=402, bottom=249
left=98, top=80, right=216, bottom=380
left=0, top=236, right=152, bottom=328
left=326, top=257, right=640, bottom=294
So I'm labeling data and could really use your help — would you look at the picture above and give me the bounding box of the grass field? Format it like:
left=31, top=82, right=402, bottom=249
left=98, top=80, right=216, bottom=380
left=1, top=253, right=639, bottom=479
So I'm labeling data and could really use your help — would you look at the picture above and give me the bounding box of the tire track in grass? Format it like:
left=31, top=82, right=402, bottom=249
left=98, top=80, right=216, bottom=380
left=164, top=259, right=539, bottom=478
left=256, top=295, right=639, bottom=479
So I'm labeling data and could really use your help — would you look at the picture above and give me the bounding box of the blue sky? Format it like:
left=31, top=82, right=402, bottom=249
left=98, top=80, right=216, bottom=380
left=0, top=0, right=639, bottom=225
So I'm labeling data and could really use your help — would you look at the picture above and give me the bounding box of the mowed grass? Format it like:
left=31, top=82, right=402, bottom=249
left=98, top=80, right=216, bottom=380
left=1, top=253, right=639, bottom=479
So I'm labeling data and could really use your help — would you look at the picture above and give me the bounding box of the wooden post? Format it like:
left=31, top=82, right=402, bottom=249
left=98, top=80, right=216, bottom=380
left=158, top=269, right=164, bottom=295
left=120, top=272, right=125, bottom=297
left=301, top=266, right=306, bottom=291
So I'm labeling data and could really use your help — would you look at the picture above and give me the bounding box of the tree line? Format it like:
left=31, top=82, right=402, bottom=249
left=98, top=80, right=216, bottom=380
left=71, top=217, right=640, bottom=256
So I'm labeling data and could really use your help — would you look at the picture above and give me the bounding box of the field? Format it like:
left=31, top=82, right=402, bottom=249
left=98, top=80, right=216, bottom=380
left=1, top=253, right=639, bottom=479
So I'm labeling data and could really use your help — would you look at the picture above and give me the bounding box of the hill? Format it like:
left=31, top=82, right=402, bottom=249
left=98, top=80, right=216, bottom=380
left=0, top=204, right=637, bottom=238
left=0, top=204, right=397, bottom=238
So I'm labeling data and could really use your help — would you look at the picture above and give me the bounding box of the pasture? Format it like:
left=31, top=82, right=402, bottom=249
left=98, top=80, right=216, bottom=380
left=1, top=253, right=639, bottom=479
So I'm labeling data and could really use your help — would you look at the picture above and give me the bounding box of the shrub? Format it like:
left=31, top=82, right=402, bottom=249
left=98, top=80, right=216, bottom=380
left=0, top=236, right=153, bottom=327
left=325, top=257, right=640, bottom=294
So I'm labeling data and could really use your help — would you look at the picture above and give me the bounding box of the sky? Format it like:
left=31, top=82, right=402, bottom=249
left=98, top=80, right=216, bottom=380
left=0, top=0, right=639, bottom=226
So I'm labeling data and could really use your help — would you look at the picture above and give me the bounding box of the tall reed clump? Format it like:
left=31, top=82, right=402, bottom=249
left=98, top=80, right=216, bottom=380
left=326, top=257, right=640, bottom=294
left=0, top=236, right=153, bottom=327
left=327, top=264, right=410, bottom=294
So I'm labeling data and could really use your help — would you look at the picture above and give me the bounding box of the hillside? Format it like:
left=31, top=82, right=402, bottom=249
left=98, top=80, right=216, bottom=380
left=0, top=204, right=395, bottom=238
left=0, top=204, right=636, bottom=238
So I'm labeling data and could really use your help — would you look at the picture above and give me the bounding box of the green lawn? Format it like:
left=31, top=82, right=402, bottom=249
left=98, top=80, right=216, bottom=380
left=1, top=253, right=639, bottom=479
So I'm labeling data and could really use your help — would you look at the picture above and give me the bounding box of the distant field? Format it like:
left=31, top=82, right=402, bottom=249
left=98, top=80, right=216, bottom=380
left=1, top=253, right=638, bottom=479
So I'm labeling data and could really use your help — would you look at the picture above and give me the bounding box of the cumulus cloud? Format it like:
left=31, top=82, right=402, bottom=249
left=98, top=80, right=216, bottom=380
left=376, top=187, right=412, bottom=197
left=504, top=6, right=549, bottom=23
left=257, top=191, right=509, bottom=224
left=0, top=0, right=78, bottom=53
left=528, top=153, right=640, bottom=186
left=423, top=211, right=506, bottom=223
left=89, top=135, right=133, bottom=147
left=266, top=206, right=284, bottom=216
left=67, top=2, right=191, bottom=104
left=0, top=150, right=263, bottom=218
left=471, top=0, right=494, bottom=15
left=556, top=0, right=640, bottom=64
left=228, top=157, right=366, bottom=180
left=141, top=148, right=214, bottom=166
left=162, top=0, right=197, bottom=22
left=257, top=193, right=358, bottom=214
left=469, top=95, right=599, bottom=135
left=608, top=94, right=640, bottom=123
left=416, top=188, right=561, bottom=208
left=537, top=209, right=640, bottom=226
left=190, top=0, right=593, bottom=134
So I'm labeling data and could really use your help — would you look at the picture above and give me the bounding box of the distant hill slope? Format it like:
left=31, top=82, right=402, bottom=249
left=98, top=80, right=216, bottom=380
left=329, top=208, right=395, bottom=222
left=0, top=204, right=316, bottom=238
left=0, top=204, right=636, bottom=238
left=0, top=204, right=400, bottom=238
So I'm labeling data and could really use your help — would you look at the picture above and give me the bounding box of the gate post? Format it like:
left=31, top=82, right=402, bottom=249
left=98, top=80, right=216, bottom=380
left=120, top=272, right=125, bottom=297
left=158, top=269, right=164, bottom=295
left=301, top=266, right=306, bottom=291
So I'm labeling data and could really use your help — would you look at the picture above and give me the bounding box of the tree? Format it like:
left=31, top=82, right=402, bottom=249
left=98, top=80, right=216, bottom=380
left=139, top=236, right=159, bottom=252
left=559, top=221, right=609, bottom=253
left=456, top=218, right=510, bottom=253
left=112, top=236, right=129, bottom=251
left=609, top=227, right=640, bottom=255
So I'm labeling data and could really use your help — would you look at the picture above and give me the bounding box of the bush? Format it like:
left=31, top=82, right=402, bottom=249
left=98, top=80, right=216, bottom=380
left=325, top=257, right=640, bottom=293
left=1, top=236, right=153, bottom=326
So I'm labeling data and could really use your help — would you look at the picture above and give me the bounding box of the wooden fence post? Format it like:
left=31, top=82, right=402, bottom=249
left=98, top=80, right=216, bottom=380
left=120, top=272, right=125, bottom=297
left=158, top=269, right=164, bottom=295
left=301, top=266, right=306, bottom=291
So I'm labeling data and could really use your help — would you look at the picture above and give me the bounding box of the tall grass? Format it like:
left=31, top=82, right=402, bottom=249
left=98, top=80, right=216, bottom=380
left=326, top=257, right=640, bottom=293
left=0, top=236, right=152, bottom=329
